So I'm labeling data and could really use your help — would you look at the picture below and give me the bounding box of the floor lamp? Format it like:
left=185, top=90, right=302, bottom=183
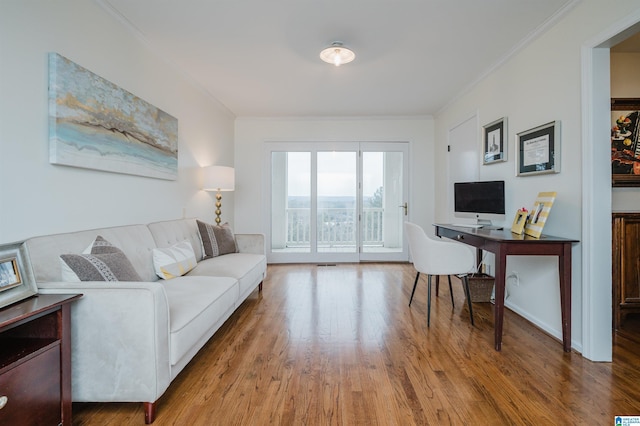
left=202, top=165, right=235, bottom=224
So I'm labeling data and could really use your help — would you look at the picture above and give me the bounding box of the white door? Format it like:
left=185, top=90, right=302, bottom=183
left=267, top=142, right=409, bottom=263
left=359, top=142, right=409, bottom=262
left=447, top=114, right=480, bottom=222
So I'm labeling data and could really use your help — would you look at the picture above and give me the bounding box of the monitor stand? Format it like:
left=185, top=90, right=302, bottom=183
left=477, top=218, right=503, bottom=230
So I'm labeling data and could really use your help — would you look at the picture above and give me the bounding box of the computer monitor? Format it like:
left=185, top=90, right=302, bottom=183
left=454, top=180, right=505, bottom=226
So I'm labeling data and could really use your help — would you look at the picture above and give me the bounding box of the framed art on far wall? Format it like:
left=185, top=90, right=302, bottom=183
left=483, top=117, right=507, bottom=165
left=516, top=121, right=560, bottom=176
left=611, top=98, right=640, bottom=187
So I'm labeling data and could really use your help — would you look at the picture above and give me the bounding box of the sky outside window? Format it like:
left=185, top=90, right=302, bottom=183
left=286, top=151, right=382, bottom=197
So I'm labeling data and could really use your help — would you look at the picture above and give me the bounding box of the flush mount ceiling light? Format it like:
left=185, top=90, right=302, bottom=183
left=320, top=42, right=355, bottom=66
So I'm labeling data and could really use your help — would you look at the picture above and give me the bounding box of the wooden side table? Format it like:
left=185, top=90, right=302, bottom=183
left=612, top=212, right=640, bottom=329
left=0, top=294, right=82, bottom=426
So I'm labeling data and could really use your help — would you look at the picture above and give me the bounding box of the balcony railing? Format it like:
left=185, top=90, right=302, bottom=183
left=286, top=207, right=384, bottom=247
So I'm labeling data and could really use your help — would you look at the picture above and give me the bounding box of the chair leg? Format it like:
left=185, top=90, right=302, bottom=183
left=409, top=272, right=420, bottom=306
left=447, top=275, right=455, bottom=308
left=427, top=275, right=432, bottom=327
left=435, top=275, right=440, bottom=296
left=462, top=275, right=475, bottom=326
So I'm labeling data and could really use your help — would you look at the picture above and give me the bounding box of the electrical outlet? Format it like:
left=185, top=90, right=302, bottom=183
left=507, top=271, right=519, bottom=286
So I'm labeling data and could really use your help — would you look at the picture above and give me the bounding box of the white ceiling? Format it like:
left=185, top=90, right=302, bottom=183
left=99, top=0, right=575, bottom=118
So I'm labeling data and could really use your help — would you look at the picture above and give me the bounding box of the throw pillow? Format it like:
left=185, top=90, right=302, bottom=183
left=196, top=220, right=237, bottom=259
left=152, top=240, right=197, bottom=280
left=60, top=236, right=142, bottom=282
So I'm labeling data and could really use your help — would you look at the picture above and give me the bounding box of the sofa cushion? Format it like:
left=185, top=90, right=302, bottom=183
left=196, top=220, right=237, bottom=259
left=60, top=236, right=142, bottom=282
left=188, top=253, right=265, bottom=298
left=152, top=240, right=197, bottom=280
left=147, top=218, right=204, bottom=262
left=26, top=224, right=158, bottom=283
left=162, top=276, right=238, bottom=365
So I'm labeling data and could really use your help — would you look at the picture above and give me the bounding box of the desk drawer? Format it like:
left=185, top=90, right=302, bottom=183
left=0, top=345, right=61, bottom=426
left=438, top=228, right=485, bottom=248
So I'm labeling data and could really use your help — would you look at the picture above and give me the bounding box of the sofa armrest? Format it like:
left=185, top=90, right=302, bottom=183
left=37, top=281, right=171, bottom=403
left=235, top=233, right=265, bottom=255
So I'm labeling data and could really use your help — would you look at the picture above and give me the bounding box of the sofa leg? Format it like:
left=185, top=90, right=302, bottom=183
left=144, top=401, right=157, bottom=424
left=259, top=281, right=263, bottom=292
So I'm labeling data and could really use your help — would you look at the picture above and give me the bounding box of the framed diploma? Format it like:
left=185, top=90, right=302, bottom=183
left=516, top=121, right=560, bottom=176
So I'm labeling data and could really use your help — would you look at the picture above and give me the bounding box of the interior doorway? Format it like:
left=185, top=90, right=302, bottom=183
left=582, top=10, right=640, bottom=361
left=610, top=34, right=640, bottom=342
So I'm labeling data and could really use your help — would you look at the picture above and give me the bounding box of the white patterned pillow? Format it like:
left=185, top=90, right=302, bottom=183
left=152, top=240, right=197, bottom=280
left=60, top=236, right=142, bottom=282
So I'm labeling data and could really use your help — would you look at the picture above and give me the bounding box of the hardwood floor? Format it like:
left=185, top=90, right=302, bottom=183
left=73, top=263, right=640, bottom=425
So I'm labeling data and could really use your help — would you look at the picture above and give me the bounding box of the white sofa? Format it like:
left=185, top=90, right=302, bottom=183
left=24, top=218, right=266, bottom=424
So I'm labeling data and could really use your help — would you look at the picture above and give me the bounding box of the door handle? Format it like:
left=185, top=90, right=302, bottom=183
left=399, top=202, right=408, bottom=216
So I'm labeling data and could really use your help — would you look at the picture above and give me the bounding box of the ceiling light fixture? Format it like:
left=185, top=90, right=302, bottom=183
left=320, top=42, right=355, bottom=66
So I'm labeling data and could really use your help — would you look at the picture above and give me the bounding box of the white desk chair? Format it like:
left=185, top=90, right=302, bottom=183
left=404, top=221, right=476, bottom=326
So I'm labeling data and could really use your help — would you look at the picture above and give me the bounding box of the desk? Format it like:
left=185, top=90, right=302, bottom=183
left=434, top=224, right=578, bottom=352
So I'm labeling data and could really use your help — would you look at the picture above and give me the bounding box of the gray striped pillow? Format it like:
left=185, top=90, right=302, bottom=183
left=60, top=236, right=142, bottom=282
left=196, top=220, right=237, bottom=259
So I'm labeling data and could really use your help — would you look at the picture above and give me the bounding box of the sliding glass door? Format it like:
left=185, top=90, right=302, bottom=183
left=268, top=142, right=408, bottom=263
left=359, top=143, right=408, bottom=261
left=317, top=151, right=358, bottom=254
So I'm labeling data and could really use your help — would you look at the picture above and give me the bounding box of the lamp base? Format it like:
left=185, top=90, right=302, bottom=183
left=215, top=192, right=222, bottom=224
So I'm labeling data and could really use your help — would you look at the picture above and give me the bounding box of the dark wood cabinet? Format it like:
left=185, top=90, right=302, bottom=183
left=0, top=294, right=81, bottom=426
left=612, top=213, right=640, bottom=329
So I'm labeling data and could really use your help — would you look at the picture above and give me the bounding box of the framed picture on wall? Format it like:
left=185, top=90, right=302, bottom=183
left=611, top=98, right=640, bottom=187
left=483, top=117, right=507, bottom=165
left=516, top=121, right=560, bottom=176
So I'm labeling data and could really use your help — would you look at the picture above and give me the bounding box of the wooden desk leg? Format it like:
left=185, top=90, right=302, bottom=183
left=559, top=243, right=572, bottom=352
left=493, top=250, right=506, bottom=351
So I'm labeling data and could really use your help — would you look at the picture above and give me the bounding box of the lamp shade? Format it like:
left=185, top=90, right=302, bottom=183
left=202, top=166, right=235, bottom=191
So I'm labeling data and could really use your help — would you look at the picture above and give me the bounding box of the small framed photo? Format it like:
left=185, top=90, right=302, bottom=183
left=516, top=121, right=560, bottom=176
left=510, top=209, right=528, bottom=235
left=0, top=242, right=38, bottom=310
left=0, top=258, right=22, bottom=291
left=483, top=117, right=507, bottom=165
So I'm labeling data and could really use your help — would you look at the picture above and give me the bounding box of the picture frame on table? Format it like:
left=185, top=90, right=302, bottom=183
left=0, top=258, right=21, bottom=291
left=0, top=242, right=38, bottom=310
left=523, top=191, right=557, bottom=238
left=516, top=121, right=560, bottom=176
left=510, top=209, right=528, bottom=235
left=483, top=117, right=507, bottom=165
left=610, top=98, right=640, bottom=187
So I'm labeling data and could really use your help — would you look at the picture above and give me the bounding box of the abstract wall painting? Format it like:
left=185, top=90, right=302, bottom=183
left=48, top=53, right=178, bottom=180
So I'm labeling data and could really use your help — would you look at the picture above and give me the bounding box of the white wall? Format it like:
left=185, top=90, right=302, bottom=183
left=233, top=117, right=433, bottom=237
left=434, top=0, right=640, bottom=354
left=611, top=52, right=640, bottom=212
left=0, top=0, right=235, bottom=243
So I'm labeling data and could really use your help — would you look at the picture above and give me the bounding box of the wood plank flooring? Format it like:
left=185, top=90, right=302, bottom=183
left=73, top=263, right=640, bottom=425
